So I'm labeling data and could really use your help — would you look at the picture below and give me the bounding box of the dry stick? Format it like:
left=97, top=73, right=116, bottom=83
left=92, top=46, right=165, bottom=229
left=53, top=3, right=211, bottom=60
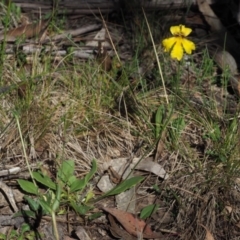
left=44, top=24, right=102, bottom=43
left=0, top=181, right=18, bottom=212
left=142, top=8, right=169, bottom=104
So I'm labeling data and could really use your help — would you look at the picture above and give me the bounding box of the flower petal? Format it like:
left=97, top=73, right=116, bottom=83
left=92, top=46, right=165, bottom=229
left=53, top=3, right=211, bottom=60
left=170, top=25, right=181, bottom=35
left=170, top=38, right=184, bottom=61
left=162, top=37, right=177, bottom=52
left=170, top=25, right=192, bottom=37
left=181, top=38, right=196, bottom=54
left=180, top=25, right=192, bottom=37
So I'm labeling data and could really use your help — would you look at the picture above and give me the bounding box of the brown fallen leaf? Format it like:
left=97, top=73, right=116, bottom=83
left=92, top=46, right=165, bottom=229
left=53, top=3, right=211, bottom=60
left=103, top=207, right=162, bottom=239
left=133, top=157, right=168, bottom=179
left=197, top=0, right=224, bottom=32
left=108, top=166, right=122, bottom=184
left=4, top=19, right=49, bottom=41
left=108, top=214, right=137, bottom=240
left=75, top=226, right=91, bottom=240
left=200, top=224, right=215, bottom=240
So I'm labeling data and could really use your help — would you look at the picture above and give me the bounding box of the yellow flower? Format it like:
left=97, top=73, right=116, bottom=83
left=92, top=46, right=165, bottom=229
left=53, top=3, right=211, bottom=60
left=162, top=25, right=196, bottom=61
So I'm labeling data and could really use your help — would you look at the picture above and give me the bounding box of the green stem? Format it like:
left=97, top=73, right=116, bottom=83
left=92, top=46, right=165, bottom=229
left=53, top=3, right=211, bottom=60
left=51, top=211, right=59, bottom=240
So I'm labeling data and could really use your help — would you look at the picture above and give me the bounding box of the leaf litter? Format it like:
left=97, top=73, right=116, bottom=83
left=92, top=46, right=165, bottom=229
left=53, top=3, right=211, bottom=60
left=103, top=207, right=163, bottom=239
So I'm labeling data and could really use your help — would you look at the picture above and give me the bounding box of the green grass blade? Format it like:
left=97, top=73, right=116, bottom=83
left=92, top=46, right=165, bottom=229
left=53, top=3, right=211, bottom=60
left=102, top=176, right=145, bottom=197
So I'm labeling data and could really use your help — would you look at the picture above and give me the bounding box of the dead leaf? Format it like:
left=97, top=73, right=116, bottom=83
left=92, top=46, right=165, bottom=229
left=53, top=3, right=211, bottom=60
left=211, top=49, right=238, bottom=75
left=108, top=166, right=122, bottom=184
left=103, top=207, right=162, bottom=239
left=75, top=226, right=91, bottom=240
left=108, top=214, right=137, bottom=240
left=4, top=20, right=49, bottom=41
left=200, top=224, right=215, bottom=240
left=224, top=205, right=233, bottom=214
left=197, top=0, right=224, bottom=32
left=133, top=157, right=169, bottom=180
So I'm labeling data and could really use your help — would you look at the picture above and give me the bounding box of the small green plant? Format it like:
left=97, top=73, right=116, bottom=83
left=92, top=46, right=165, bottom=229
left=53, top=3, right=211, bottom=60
left=17, top=159, right=97, bottom=240
left=155, top=105, right=165, bottom=139
left=17, top=159, right=145, bottom=239
left=168, top=116, right=186, bottom=146
left=1, top=1, right=21, bottom=28
left=203, top=122, right=221, bottom=142
left=0, top=223, right=37, bottom=240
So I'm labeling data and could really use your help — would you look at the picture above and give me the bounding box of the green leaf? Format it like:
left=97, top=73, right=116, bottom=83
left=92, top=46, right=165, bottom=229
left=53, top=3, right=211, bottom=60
left=70, top=202, right=92, bottom=215
left=69, top=178, right=85, bottom=193
left=17, top=234, right=24, bottom=240
left=84, top=159, right=97, bottom=183
left=88, top=212, right=103, bottom=221
left=102, top=176, right=144, bottom=197
left=17, top=180, right=38, bottom=195
left=52, top=185, right=61, bottom=212
left=68, top=175, right=77, bottom=185
left=38, top=199, right=52, bottom=214
left=33, top=172, right=56, bottom=190
left=52, top=198, right=60, bottom=212
left=57, top=160, right=75, bottom=184
left=22, top=210, right=36, bottom=219
left=140, top=204, right=159, bottom=219
left=155, top=105, right=165, bottom=138
left=13, top=210, right=35, bottom=219
left=20, top=223, right=31, bottom=234
left=24, top=196, right=39, bottom=212
left=70, top=159, right=97, bottom=193
left=0, top=233, right=6, bottom=239
left=152, top=184, right=160, bottom=194
left=9, top=230, right=18, bottom=238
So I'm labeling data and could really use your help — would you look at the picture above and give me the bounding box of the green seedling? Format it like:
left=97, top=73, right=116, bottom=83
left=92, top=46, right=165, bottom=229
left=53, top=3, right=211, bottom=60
left=18, top=159, right=97, bottom=240
left=168, top=116, right=186, bottom=146
left=140, top=204, right=159, bottom=220
left=203, top=122, right=221, bottom=142
left=0, top=223, right=37, bottom=240
left=155, top=105, right=165, bottom=139
left=18, top=158, right=145, bottom=239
